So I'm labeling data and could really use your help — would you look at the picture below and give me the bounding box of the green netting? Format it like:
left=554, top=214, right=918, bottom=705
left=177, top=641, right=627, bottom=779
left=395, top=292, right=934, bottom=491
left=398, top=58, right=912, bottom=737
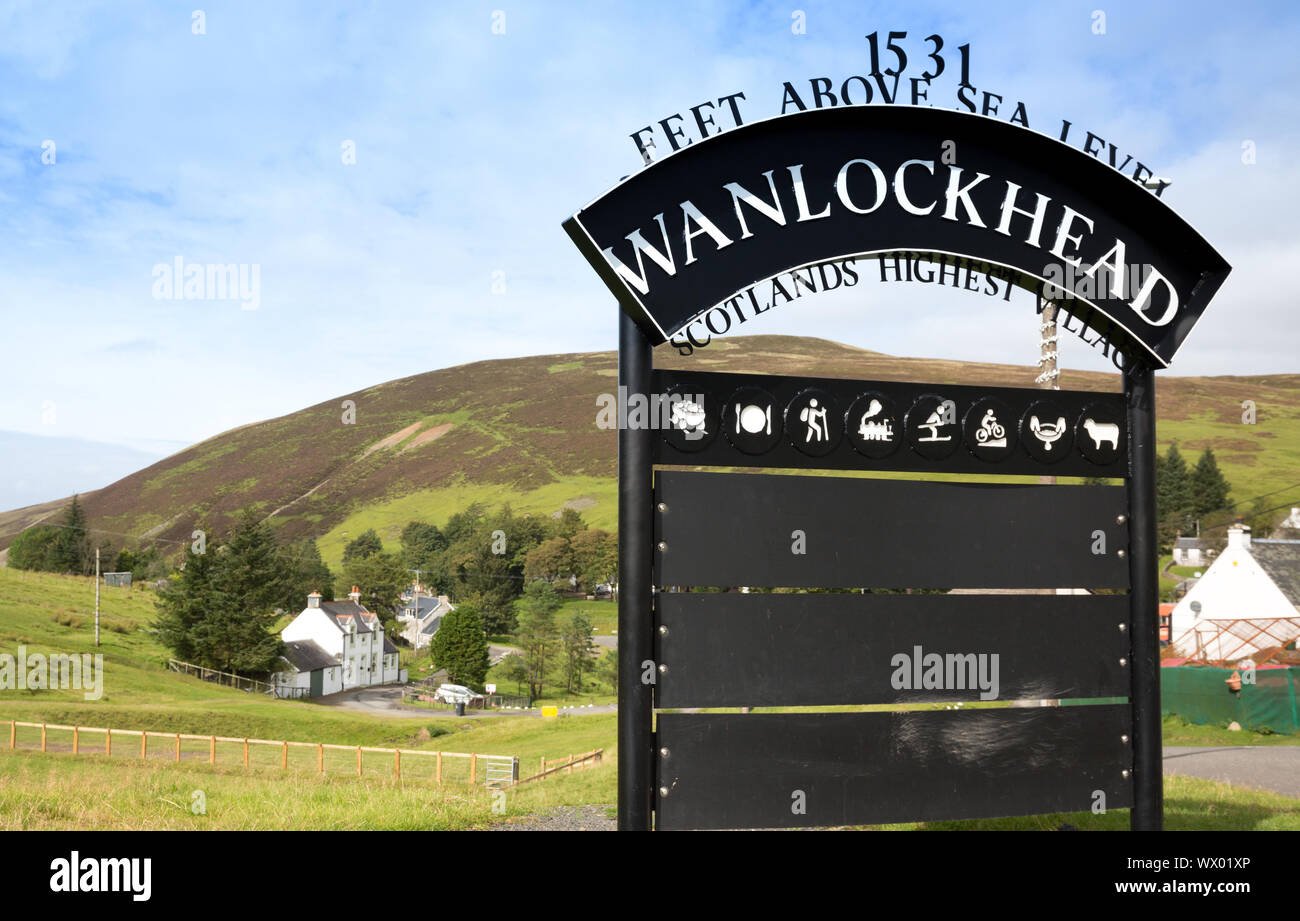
left=1161, top=665, right=1300, bottom=735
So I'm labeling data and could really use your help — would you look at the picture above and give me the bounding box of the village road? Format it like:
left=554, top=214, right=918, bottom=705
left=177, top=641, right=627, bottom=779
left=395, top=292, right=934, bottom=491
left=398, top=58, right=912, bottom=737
left=1163, top=746, right=1300, bottom=798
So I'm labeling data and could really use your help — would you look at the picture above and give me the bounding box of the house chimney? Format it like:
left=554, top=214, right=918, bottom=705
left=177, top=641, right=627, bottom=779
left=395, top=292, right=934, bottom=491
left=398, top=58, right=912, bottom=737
left=1227, top=522, right=1252, bottom=550
left=307, top=591, right=321, bottom=609
left=349, top=585, right=361, bottom=603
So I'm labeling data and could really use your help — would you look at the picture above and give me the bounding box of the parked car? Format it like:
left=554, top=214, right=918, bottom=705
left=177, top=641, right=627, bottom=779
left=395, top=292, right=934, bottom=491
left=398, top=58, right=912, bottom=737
left=433, top=684, right=484, bottom=705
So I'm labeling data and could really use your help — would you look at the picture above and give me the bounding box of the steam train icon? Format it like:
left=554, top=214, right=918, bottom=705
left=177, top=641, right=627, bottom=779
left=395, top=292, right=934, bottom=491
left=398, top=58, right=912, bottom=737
left=857, top=398, right=894, bottom=442
left=1028, top=415, right=1067, bottom=451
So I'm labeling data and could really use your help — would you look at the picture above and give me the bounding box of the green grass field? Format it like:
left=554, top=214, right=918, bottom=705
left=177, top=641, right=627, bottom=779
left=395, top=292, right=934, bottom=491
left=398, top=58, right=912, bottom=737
left=1, top=746, right=1294, bottom=830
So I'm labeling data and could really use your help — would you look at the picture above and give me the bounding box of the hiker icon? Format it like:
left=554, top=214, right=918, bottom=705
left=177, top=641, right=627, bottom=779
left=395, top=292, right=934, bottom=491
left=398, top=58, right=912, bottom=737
left=800, top=398, right=829, bottom=442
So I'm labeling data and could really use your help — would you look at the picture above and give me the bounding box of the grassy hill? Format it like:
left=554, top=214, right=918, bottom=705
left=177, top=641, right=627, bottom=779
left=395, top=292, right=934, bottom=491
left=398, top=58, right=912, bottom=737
left=2, top=335, right=1297, bottom=567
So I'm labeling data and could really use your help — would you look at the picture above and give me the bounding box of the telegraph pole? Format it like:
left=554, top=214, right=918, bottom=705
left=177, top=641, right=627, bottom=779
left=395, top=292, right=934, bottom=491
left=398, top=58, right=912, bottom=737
left=94, top=547, right=101, bottom=647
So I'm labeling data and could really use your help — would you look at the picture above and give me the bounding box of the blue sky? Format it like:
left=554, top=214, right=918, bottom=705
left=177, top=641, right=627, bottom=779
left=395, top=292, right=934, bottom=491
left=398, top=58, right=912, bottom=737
left=0, top=0, right=1297, bottom=499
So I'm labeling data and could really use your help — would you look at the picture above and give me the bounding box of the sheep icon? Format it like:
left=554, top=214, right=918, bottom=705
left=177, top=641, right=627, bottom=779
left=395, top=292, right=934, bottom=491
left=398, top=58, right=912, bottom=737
left=1028, top=415, right=1067, bottom=451
left=1082, top=417, right=1120, bottom=451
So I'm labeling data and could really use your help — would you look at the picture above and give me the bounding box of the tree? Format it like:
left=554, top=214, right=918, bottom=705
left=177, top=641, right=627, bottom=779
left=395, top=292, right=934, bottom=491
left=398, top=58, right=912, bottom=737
left=342, top=528, right=383, bottom=564
left=1190, top=448, right=1232, bottom=519
left=400, top=520, right=448, bottom=586
left=342, top=550, right=407, bottom=630
left=49, top=495, right=92, bottom=575
left=594, top=647, right=618, bottom=694
left=429, top=603, right=490, bottom=687
left=199, top=512, right=287, bottom=674
left=561, top=613, right=596, bottom=692
left=1245, top=498, right=1279, bottom=539
left=550, top=507, right=587, bottom=540
left=515, top=581, right=562, bottom=699
left=7, top=525, right=61, bottom=571
left=525, top=536, right=574, bottom=585
left=569, top=529, right=617, bottom=593
left=279, top=538, right=334, bottom=613
left=500, top=653, right=529, bottom=697
left=153, top=543, right=220, bottom=663
left=152, top=512, right=285, bottom=676
left=1156, top=444, right=1193, bottom=552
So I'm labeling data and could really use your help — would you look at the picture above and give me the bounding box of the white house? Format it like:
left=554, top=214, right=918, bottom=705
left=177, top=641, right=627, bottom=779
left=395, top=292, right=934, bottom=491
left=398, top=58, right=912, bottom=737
left=398, top=594, right=455, bottom=650
left=1169, top=525, right=1300, bottom=660
left=273, top=587, right=406, bottom=698
left=1172, top=535, right=1207, bottom=568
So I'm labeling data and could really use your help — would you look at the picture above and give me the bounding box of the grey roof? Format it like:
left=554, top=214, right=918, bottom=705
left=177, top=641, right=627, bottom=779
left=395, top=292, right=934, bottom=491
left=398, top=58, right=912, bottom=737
left=281, top=639, right=338, bottom=673
left=420, top=616, right=444, bottom=636
left=1252, top=540, right=1300, bottom=606
left=383, top=635, right=398, bottom=655
left=320, top=600, right=375, bottom=633
left=1175, top=537, right=1203, bottom=549
left=405, top=596, right=450, bottom=620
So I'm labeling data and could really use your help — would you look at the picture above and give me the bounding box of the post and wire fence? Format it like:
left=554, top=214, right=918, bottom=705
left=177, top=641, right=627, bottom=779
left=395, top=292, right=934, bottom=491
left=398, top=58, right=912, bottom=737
left=4, top=719, right=520, bottom=787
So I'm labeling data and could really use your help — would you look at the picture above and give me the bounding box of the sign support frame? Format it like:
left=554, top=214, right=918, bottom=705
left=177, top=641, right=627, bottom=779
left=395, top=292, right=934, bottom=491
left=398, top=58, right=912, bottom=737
left=617, top=309, right=655, bottom=831
left=1124, top=361, right=1163, bottom=831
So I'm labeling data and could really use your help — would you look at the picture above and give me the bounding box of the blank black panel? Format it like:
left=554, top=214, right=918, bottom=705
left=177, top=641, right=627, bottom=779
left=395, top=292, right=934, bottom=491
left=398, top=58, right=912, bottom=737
left=653, top=471, right=1130, bottom=589
left=655, top=706, right=1134, bottom=829
left=654, top=592, right=1131, bottom=708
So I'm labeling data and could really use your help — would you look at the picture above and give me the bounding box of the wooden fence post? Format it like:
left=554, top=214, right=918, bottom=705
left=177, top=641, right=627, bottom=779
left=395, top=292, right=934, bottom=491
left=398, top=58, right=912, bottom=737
left=541, top=755, right=546, bottom=774
left=436, top=751, right=442, bottom=784
left=106, top=728, right=111, bottom=757
left=394, top=749, right=401, bottom=780
left=9, top=720, right=14, bottom=749
left=356, top=746, right=362, bottom=777
left=470, top=753, right=477, bottom=785
left=73, top=727, right=79, bottom=755
left=317, top=743, right=324, bottom=773
left=141, top=732, right=147, bottom=759
left=210, top=736, right=216, bottom=765
left=281, top=741, right=288, bottom=770
left=243, top=739, right=249, bottom=767
left=175, top=733, right=181, bottom=763
left=41, top=723, right=46, bottom=753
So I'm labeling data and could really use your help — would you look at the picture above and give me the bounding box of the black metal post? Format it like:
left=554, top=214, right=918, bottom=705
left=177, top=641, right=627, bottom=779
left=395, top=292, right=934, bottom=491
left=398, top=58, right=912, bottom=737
left=1124, top=359, right=1162, bottom=831
left=618, top=310, right=655, bottom=830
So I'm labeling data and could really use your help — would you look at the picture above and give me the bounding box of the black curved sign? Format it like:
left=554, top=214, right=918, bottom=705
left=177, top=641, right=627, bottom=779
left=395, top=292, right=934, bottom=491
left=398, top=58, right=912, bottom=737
left=564, top=105, right=1230, bottom=367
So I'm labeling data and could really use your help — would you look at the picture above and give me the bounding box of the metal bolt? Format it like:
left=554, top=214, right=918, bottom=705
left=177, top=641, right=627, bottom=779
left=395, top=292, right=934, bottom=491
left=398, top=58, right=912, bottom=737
left=1117, top=549, right=1127, bottom=559
left=1119, top=657, right=1128, bottom=667
left=658, top=625, right=669, bottom=636
left=657, top=502, right=668, bottom=512
left=658, top=663, right=668, bottom=674
left=1118, top=623, right=1127, bottom=632
left=660, top=747, right=670, bottom=759
left=657, top=541, right=667, bottom=552
left=1122, top=769, right=1131, bottom=779
left=1116, top=514, right=1127, bottom=525
left=1121, top=734, right=1129, bottom=743
left=659, top=786, right=670, bottom=797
